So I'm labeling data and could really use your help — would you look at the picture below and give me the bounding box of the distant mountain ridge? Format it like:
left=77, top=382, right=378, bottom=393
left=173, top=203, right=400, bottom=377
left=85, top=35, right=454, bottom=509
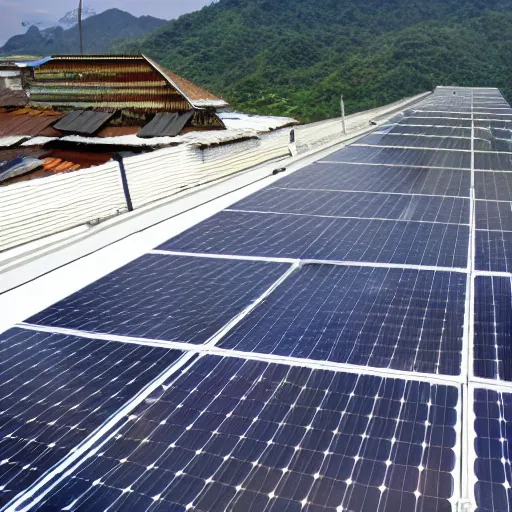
left=0, top=8, right=166, bottom=55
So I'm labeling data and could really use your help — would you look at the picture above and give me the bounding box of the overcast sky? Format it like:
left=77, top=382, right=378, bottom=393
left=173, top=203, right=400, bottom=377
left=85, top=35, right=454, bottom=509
left=0, top=0, right=213, bottom=45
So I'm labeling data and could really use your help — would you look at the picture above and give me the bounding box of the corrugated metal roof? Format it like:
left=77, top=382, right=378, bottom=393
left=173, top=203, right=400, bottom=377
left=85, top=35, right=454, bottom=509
left=0, top=110, right=63, bottom=136
left=138, top=111, right=194, bottom=138
left=53, top=110, right=115, bottom=135
left=145, top=56, right=229, bottom=109
left=30, top=57, right=192, bottom=112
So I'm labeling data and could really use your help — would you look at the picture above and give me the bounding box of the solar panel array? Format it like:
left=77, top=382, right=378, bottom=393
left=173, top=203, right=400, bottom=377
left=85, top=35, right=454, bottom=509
left=1, top=86, right=512, bottom=511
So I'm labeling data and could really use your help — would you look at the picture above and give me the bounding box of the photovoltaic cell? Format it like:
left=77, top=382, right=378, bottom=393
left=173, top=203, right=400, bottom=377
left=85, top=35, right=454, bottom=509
left=159, top=210, right=469, bottom=268
left=28, top=254, right=289, bottom=343
left=474, top=388, right=512, bottom=512
left=474, top=114, right=512, bottom=122
left=474, top=138, right=512, bottom=153
left=474, top=120, right=512, bottom=130
left=474, top=276, right=512, bottom=381
left=389, top=126, right=472, bottom=137
left=475, top=230, right=512, bottom=273
left=219, top=265, right=466, bottom=375
left=230, top=188, right=470, bottom=225
left=399, top=118, right=472, bottom=128
left=407, top=111, right=472, bottom=119
left=34, top=356, right=459, bottom=512
left=0, top=327, right=183, bottom=507
left=327, top=146, right=471, bottom=169
left=475, top=152, right=512, bottom=172
left=275, top=163, right=471, bottom=197
left=475, top=201, right=512, bottom=232
left=475, top=172, right=512, bottom=201
left=356, top=134, right=472, bottom=151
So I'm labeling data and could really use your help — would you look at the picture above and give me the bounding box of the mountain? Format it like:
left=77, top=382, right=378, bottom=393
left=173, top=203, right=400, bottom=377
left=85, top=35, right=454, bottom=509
left=116, top=0, right=512, bottom=121
left=0, top=9, right=166, bottom=56
left=59, top=7, right=97, bottom=28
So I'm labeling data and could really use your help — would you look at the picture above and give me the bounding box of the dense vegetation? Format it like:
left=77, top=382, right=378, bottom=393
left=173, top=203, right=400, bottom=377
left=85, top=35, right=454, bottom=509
left=117, top=0, right=512, bottom=121
left=0, top=9, right=165, bottom=55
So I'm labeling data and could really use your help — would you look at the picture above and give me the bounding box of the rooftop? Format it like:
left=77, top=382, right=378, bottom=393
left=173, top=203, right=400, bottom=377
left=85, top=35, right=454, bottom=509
left=0, top=87, right=509, bottom=512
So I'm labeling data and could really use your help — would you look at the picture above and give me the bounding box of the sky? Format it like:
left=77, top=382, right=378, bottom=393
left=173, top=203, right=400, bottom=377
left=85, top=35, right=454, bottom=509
left=0, top=0, right=213, bottom=45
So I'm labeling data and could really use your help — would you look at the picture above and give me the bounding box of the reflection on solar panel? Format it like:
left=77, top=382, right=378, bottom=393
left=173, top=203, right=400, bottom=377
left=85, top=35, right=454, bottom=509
left=160, top=211, right=469, bottom=267
left=474, top=277, right=512, bottom=381
left=475, top=230, right=512, bottom=273
left=31, top=356, right=460, bottom=512
left=473, top=389, right=512, bottom=512
left=0, top=328, right=183, bottom=507
left=5, top=86, right=512, bottom=512
left=275, top=163, right=471, bottom=197
left=231, top=187, right=470, bottom=224
left=326, top=146, right=471, bottom=169
left=27, top=254, right=289, bottom=343
left=219, top=265, right=466, bottom=375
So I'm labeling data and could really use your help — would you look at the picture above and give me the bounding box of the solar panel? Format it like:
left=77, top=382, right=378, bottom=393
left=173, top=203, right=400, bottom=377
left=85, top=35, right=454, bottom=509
left=476, top=201, right=512, bottom=232
left=475, top=230, right=512, bottom=273
left=0, top=327, right=183, bottom=507
left=326, top=146, right=471, bottom=169
left=229, top=188, right=470, bottom=225
left=30, top=356, right=460, bottom=512
left=473, top=388, right=512, bottom=512
left=475, top=152, right=512, bottom=172
left=399, top=117, right=472, bottom=128
left=275, top=163, right=471, bottom=197
left=474, top=276, right=512, bottom=381
left=6, top=86, right=512, bottom=512
left=27, top=254, right=289, bottom=343
left=475, top=172, right=512, bottom=201
left=159, top=210, right=469, bottom=268
left=389, top=125, right=472, bottom=137
left=218, top=264, right=466, bottom=375
left=356, top=134, right=472, bottom=151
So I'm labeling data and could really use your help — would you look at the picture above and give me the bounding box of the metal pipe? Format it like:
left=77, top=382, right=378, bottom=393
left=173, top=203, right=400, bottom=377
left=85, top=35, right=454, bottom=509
left=341, top=95, right=347, bottom=134
left=78, top=0, right=84, bottom=54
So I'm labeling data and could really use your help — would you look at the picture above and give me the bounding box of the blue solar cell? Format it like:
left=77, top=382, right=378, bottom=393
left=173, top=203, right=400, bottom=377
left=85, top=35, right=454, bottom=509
left=230, top=188, right=470, bottom=225
left=475, top=201, right=512, bottom=232
left=326, top=146, right=471, bottom=169
left=475, top=172, right=512, bottom=201
left=32, top=356, right=459, bottom=512
left=474, top=389, right=512, bottom=512
left=474, top=276, right=512, bottom=381
left=160, top=211, right=469, bottom=268
left=275, top=163, right=471, bottom=197
left=28, top=254, right=289, bottom=343
left=399, top=117, right=472, bottom=127
left=356, top=134, right=472, bottom=151
left=475, top=230, right=512, bottom=273
left=475, top=152, right=512, bottom=172
left=219, top=264, right=466, bottom=375
left=389, top=126, right=472, bottom=137
left=0, top=327, right=183, bottom=507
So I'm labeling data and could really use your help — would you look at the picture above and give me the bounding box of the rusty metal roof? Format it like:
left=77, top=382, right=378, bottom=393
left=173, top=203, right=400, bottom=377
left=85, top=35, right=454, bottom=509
left=29, top=55, right=228, bottom=111
left=0, top=109, right=63, bottom=136
left=145, top=56, right=229, bottom=109
left=30, top=56, right=192, bottom=112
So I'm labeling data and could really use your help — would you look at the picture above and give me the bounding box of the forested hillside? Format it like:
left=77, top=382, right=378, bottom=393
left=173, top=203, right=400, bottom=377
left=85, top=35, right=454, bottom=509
left=115, top=0, right=512, bottom=121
